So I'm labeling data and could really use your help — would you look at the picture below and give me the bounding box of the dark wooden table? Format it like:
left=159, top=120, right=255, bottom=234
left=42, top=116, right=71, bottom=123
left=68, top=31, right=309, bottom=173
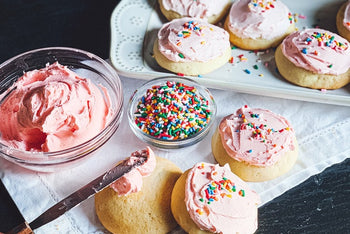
left=0, top=0, right=349, bottom=233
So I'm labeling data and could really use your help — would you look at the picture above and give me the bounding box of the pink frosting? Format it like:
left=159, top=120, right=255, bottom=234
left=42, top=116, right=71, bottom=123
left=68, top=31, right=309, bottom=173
left=161, top=0, right=229, bottom=19
left=282, top=28, right=350, bottom=75
left=219, top=105, right=295, bottom=167
left=185, top=162, right=260, bottom=233
left=110, top=147, right=156, bottom=196
left=157, top=17, right=230, bottom=62
left=343, top=1, right=350, bottom=30
left=227, top=0, right=293, bottom=40
left=0, top=62, right=112, bottom=152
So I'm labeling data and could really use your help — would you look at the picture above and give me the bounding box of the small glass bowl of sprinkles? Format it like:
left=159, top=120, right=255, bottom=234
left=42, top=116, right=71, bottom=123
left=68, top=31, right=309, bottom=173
left=127, top=76, right=216, bottom=149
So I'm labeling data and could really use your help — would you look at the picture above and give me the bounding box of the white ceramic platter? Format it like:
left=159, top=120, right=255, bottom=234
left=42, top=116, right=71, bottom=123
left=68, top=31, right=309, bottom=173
left=110, top=0, right=350, bottom=106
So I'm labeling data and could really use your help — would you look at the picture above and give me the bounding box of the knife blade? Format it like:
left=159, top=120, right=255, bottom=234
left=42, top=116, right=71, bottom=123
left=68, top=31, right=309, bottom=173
left=6, top=155, right=147, bottom=234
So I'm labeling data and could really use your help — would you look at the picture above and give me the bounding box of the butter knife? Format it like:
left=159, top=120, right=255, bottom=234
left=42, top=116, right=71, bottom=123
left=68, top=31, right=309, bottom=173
left=5, top=156, right=146, bottom=234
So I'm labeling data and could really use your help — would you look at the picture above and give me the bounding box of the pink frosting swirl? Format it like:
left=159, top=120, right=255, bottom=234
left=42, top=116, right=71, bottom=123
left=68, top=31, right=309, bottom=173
left=343, top=1, right=350, bottom=30
left=0, top=62, right=112, bottom=152
left=226, top=0, right=293, bottom=40
left=185, top=162, right=260, bottom=233
left=161, top=0, right=229, bottom=19
left=219, top=105, right=295, bottom=167
left=282, top=28, right=350, bottom=75
left=157, top=17, right=230, bottom=62
left=110, top=147, right=156, bottom=196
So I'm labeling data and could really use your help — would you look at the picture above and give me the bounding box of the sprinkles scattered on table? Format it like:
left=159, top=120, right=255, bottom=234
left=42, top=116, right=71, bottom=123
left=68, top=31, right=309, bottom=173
left=133, top=81, right=212, bottom=140
left=229, top=48, right=274, bottom=77
left=293, top=13, right=307, bottom=23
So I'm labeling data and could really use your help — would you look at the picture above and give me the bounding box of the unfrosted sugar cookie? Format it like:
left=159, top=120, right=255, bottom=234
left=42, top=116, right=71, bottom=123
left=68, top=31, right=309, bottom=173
left=224, top=0, right=295, bottom=50
left=158, top=0, right=231, bottom=24
left=171, top=162, right=260, bottom=234
left=275, top=28, right=350, bottom=89
left=211, top=105, right=298, bottom=182
left=336, top=1, right=350, bottom=42
left=153, top=17, right=231, bottom=76
left=95, top=147, right=182, bottom=234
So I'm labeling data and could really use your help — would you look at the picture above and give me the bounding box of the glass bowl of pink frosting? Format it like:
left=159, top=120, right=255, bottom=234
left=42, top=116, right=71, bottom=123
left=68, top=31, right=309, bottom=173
left=127, top=76, right=216, bottom=149
left=0, top=47, right=123, bottom=172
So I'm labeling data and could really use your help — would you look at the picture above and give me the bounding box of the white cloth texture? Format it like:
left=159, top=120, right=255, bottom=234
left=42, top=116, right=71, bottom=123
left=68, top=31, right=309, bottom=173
left=0, top=75, right=349, bottom=234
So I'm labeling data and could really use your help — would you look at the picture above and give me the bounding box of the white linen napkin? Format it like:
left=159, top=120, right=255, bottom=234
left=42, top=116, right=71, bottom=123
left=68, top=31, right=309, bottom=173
left=1, top=76, right=349, bottom=233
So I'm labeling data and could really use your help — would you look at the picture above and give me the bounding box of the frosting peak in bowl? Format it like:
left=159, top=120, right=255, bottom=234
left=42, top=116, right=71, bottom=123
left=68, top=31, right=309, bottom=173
left=185, top=162, right=260, bottom=233
left=0, top=62, right=113, bottom=152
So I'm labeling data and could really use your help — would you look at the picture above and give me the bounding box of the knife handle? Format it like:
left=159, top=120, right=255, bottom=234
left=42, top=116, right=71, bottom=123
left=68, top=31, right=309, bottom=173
left=5, top=222, right=32, bottom=234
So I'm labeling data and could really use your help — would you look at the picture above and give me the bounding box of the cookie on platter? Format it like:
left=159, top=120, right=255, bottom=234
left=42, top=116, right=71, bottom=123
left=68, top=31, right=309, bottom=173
left=275, top=28, right=350, bottom=89
left=224, top=0, right=295, bottom=50
left=153, top=17, right=231, bottom=76
left=336, top=1, right=350, bottom=42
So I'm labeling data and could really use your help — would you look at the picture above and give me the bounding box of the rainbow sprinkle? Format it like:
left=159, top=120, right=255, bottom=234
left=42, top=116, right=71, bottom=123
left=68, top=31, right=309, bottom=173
left=199, top=177, right=244, bottom=206
left=248, top=0, right=276, bottom=13
left=288, top=12, right=293, bottom=24
left=177, top=20, right=206, bottom=39
left=175, top=20, right=208, bottom=60
left=306, top=32, right=348, bottom=51
left=238, top=108, right=290, bottom=143
left=134, top=81, right=212, bottom=140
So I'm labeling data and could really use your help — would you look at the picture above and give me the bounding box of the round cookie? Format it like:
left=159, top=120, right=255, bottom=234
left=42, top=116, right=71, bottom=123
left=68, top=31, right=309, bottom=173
left=211, top=105, right=298, bottom=182
left=224, top=0, right=295, bottom=50
left=275, top=28, right=350, bottom=90
left=95, top=149, right=182, bottom=234
left=158, top=0, right=231, bottom=24
left=336, top=1, right=350, bottom=41
left=153, top=17, right=231, bottom=76
left=171, top=162, right=260, bottom=234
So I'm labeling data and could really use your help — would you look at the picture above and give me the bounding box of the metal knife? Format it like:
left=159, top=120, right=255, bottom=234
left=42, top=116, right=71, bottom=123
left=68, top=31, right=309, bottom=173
left=5, top=156, right=146, bottom=234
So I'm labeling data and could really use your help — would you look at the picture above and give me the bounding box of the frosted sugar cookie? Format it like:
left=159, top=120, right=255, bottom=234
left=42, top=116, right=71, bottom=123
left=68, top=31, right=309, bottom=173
left=171, top=162, right=260, bottom=233
left=212, top=105, right=298, bottom=182
left=336, top=1, right=350, bottom=41
left=224, top=0, right=295, bottom=50
left=153, top=17, right=231, bottom=76
left=158, top=0, right=231, bottom=24
left=275, top=28, right=350, bottom=89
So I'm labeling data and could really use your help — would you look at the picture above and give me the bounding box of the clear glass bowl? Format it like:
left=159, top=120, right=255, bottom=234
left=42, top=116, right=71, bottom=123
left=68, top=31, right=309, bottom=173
left=0, top=47, right=123, bottom=172
left=127, top=76, right=216, bottom=149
